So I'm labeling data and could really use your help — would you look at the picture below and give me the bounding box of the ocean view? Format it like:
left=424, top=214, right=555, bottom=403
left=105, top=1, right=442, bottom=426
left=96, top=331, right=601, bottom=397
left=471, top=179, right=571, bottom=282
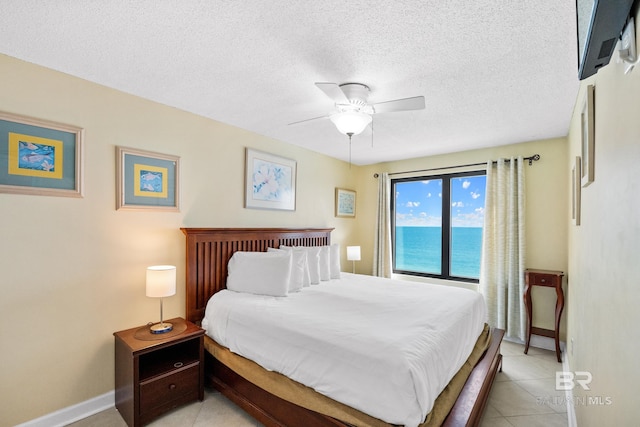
left=395, top=226, right=483, bottom=279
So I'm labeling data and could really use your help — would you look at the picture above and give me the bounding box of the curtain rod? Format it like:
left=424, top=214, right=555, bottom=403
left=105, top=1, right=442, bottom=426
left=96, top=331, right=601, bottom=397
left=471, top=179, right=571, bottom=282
left=373, top=154, right=540, bottom=178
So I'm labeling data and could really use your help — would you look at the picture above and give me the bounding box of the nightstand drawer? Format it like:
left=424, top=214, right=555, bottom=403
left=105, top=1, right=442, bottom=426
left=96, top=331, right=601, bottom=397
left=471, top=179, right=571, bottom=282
left=140, top=363, right=200, bottom=410
left=528, top=273, right=557, bottom=287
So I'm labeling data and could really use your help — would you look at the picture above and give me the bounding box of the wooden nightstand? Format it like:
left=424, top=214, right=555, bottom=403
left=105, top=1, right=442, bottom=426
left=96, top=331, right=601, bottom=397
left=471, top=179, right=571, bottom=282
left=523, top=269, right=565, bottom=363
left=114, top=317, right=204, bottom=427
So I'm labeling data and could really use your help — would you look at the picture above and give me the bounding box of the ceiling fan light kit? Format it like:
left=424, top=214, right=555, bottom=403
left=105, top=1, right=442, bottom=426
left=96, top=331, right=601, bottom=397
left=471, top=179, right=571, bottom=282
left=329, top=110, right=372, bottom=136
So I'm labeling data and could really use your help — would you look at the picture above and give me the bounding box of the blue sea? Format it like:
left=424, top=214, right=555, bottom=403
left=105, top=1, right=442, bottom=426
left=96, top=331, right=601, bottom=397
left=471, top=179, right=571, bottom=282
left=395, top=226, right=483, bottom=279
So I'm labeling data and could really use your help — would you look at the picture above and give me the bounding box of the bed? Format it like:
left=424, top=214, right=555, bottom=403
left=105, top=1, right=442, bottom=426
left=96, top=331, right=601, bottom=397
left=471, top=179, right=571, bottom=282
left=181, top=227, right=504, bottom=427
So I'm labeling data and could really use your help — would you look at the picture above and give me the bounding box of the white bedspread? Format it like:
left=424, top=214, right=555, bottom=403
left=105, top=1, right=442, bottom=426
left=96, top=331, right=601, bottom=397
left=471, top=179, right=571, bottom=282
left=202, top=273, right=486, bottom=427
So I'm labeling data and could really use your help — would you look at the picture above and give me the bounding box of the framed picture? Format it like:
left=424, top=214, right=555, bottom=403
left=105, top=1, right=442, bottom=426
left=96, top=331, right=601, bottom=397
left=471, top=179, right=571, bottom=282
left=335, top=188, right=356, bottom=218
left=116, top=146, right=180, bottom=211
left=0, top=111, right=83, bottom=197
left=245, top=148, right=296, bottom=211
left=581, top=84, right=595, bottom=187
left=572, top=156, right=581, bottom=226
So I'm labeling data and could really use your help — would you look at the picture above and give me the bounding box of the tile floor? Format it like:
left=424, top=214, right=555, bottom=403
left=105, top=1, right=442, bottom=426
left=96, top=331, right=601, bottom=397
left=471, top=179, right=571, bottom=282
left=480, top=340, right=568, bottom=427
left=70, top=340, right=568, bottom=427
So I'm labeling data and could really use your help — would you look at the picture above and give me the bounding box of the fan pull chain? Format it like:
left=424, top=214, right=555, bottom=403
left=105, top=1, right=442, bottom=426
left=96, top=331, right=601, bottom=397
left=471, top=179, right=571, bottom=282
left=371, top=116, right=374, bottom=148
left=347, top=132, right=353, bottom=168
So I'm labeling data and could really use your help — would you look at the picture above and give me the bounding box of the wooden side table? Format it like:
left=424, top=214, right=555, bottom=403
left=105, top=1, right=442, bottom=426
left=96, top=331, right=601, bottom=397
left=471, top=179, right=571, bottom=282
left=523, top=269, right=565, bottom=362
left=114, top=317, right=204, bottom=427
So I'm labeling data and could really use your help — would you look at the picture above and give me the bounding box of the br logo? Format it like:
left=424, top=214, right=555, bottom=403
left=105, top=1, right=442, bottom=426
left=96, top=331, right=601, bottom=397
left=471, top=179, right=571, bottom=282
left=556, top=371, right=592, bottom=391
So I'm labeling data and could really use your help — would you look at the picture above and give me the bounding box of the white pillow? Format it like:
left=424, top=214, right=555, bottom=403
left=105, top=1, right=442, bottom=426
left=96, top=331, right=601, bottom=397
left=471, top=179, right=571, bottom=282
left=305, top=246, right=321, bottom=284
left=318, top=245, right=331, bottom=281
left=267, top=247, right=305, bottom=292
left=293, top=247, right=310, bottom=287
left=226, top=251, right=291, bottom=297
left=329, top=243, right=341, bottom=279
left=280, top=245, right=310, bottom=286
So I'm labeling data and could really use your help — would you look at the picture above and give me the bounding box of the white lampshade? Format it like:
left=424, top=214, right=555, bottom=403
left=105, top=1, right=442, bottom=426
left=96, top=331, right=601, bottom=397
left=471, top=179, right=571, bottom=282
left=146, top=265, right=177, bottom=298
left=329, top=111, right=372, bottom=135
left=346, top=246, right=361, bottom=261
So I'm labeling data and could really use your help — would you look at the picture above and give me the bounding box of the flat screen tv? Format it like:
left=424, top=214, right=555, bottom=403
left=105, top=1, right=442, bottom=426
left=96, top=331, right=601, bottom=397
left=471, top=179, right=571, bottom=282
left=577, top=0, right=637, bottom=80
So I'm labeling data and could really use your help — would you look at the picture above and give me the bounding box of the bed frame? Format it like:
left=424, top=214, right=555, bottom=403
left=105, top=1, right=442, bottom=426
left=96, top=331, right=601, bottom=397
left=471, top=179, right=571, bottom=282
left=181, top=227, right=504, bottom=427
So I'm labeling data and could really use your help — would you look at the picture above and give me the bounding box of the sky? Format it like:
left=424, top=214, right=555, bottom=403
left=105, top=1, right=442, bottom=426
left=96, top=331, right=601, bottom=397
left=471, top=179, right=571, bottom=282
left=395, top=175, right=486, bottom=227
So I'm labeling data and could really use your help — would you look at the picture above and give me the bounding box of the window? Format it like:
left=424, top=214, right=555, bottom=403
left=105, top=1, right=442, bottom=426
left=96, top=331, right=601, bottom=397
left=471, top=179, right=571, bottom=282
left=392, top=170, right=486, bottom=282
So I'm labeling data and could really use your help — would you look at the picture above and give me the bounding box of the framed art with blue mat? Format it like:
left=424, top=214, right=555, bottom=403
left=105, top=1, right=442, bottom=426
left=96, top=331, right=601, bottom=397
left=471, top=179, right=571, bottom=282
left=116, top=146, right=180, bottom=211
left=0, top=111, right=83, bottom=197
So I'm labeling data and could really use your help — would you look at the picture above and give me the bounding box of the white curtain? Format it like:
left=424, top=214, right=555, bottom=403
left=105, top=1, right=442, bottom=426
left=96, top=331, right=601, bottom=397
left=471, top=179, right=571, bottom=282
left=479, top=157, right=526, bottom=341
left=373, top=173, right=392, bottom=278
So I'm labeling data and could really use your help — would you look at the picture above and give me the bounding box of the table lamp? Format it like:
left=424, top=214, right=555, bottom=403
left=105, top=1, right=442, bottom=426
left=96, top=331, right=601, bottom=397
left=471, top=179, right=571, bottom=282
left=146, top=265, right=176, bottom=334
left=346, top=246, right=361, bottom=274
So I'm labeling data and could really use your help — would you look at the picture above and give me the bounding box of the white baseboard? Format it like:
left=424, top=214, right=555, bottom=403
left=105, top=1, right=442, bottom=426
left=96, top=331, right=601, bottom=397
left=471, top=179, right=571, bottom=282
left=15, top=391, right=114, bottom=427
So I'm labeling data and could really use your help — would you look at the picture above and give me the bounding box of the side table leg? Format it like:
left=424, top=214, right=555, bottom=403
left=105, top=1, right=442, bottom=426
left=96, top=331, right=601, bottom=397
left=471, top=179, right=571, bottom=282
left=524, top=281, right=532, bottom=354
left=554, top=285, right=565, bottom=363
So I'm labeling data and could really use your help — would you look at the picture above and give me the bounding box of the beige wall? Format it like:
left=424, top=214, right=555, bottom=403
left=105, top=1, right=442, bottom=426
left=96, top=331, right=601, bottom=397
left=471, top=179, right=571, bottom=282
left=565, top=8, right=640, bottom=425
left=0, top=54, right=358, bottom=426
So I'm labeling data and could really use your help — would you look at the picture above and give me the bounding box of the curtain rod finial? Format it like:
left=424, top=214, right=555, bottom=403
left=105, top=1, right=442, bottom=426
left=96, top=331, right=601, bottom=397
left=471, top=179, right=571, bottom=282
left=528, top=154, right=541, bottom=166
left=374, top=173, right=379, bottom=178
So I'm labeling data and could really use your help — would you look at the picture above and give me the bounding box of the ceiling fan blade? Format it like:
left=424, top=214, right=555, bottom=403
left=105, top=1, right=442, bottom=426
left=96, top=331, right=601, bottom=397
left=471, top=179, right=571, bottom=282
left=315, top=82, right=349, bottom=104
left=287, top=115, right=328, bottom=126
left=372, top=96, right=425, bottom=113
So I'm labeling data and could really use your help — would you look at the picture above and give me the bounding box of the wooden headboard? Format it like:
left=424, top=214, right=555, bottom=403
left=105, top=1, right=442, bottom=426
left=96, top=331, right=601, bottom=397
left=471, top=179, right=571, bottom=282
left=180, top=227, right=333, bottom=324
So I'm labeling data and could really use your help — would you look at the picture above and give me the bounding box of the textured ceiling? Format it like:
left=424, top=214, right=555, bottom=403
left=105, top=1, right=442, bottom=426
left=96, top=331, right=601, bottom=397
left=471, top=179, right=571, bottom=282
left=0, top=1, right=579, bottom=165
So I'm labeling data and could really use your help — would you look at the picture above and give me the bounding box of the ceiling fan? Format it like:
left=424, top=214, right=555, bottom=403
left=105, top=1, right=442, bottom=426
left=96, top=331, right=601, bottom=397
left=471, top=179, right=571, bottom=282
left=290, top=82, right=426, bottom=137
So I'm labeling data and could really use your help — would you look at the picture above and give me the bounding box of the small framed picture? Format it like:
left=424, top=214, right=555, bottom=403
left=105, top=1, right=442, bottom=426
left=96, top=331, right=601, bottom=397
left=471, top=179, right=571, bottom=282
left=245, top=148, right=296, bottom=211
left=0, top=111, right=83, bottom=197
left=116, top=146, right=180, bottom=211
left=335, top=188, right=356, bottom=218
left=581, top=84, right=595, bottom=187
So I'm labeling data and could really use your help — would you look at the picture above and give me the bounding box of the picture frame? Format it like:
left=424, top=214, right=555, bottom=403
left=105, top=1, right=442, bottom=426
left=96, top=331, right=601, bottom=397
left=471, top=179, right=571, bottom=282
left=572, top=156, right=581, bottom=226
left=245, top=148, right=296, bottom=211
left=335, top=187, right=356, bottom=218
left=116, top=146, right=180, bottom=211
left=0, top=111, right=84, bottom=197
left=581, top=84, right=595, bottom=187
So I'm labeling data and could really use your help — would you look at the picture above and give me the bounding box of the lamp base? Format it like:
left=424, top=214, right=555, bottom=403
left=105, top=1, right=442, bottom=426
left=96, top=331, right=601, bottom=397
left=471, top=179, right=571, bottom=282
left=149, top=322, right=173, bottom=334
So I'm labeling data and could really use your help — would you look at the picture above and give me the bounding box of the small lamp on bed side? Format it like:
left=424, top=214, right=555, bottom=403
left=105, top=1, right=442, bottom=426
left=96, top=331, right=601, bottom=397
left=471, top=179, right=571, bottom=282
left=146, top=265, right=176, bottom=334
left=346, top=246, right=361, bottom=274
